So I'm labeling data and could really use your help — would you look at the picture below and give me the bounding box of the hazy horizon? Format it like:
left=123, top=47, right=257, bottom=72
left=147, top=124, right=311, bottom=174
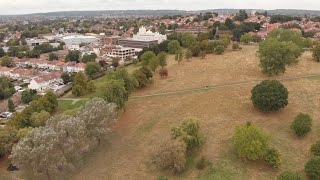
left=1, top=0, right=320, bottom=15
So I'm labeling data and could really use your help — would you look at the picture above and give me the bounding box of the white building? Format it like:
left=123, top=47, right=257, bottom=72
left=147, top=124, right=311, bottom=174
left=62, top=35, right=99, bottom=46
left=26, top=38, right=49, bottom=47
left=132, top=27, right=167, bottom=43
left=28, top=72, right=63, bottom=92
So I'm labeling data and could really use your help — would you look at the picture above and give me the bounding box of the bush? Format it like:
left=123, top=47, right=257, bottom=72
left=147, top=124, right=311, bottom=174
left=264, top=148, right=281, bottom=168
left=154, top=139, right=187, bottom=174
left=277, top=171, right=305, bottom=180
left=291, top=113, right=312, bottom=137
left=251, top=80, right=288, bottom=112
left=232, top=122, right=270, bottom=160
left=171, top=117, right=201, bottom=151
left=232, top=43, right=240, bottom=50
left=305, top=156, right=320, bottom=180
left=196, top=156, right=208, bottom=170
left=159, top=68, right=168, bottom=78
left=214, top=45, right=225, bottom=55
left=311, top=141, right=320, bottom=156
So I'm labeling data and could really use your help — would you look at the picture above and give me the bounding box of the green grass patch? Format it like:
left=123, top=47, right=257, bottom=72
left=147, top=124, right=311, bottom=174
left=58, top=100, right=87, bottom=112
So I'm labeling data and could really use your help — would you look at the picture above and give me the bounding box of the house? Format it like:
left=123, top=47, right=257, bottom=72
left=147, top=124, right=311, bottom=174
left=28, top=72, right=63, bottom=91
left=62, top=62, right=86, bottom=73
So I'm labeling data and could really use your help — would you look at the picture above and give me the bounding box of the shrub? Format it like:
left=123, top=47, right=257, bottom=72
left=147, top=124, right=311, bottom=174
left=311, top=141, right=320, bottom=156
left=264, top=148, right=281, bottom=168
left=159, top=68, right=168, bottom=78
left=232, top=122, right=270, bottom=160
left=196, top=156, right=208, bottom=170
left=305, top=156, right=320, bottom=180
left=232, top=43, right=240, bottom=50
left=171, top=117, right=201, bottom=151
left=291, top=113, right=312, bottom=137
left=313, top=44, right=320, bottom=62
left=215, top=45, right=225, bottom=55
left=277, top=171, right=305, bottom=180
left=154, top=139, right=187, bottom=174
left=251, top=80, right=288, bottom=112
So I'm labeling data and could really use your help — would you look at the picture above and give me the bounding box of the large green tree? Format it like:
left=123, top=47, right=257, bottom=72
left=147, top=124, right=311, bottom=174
left=100, top=79, right=128, bottom=109
left=259, top=38, right=301, bottom=75
left=251, top=80, right=288, bottom=112
left=85, top=62, right=101, bottom=77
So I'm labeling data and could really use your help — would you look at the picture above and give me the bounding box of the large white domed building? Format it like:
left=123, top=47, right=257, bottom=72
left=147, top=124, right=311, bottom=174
left=132, top=27, right=167, bottom=43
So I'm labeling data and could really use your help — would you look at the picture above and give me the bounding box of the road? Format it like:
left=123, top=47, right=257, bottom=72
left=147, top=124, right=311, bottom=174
left=129, top=73, right=320, bottom=99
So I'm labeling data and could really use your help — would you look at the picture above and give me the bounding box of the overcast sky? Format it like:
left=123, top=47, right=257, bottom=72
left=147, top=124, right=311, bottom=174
left=1, top=0, right=320, bottom=15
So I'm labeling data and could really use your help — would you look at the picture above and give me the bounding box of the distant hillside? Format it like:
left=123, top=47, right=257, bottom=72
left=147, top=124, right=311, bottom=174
left=1, top=9, right=320, bottom=18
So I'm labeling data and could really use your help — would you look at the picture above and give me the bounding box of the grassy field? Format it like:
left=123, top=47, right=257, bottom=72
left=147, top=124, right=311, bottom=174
left=73, top=45, right=320, bottom=180
left=57, top=100, right=87, bottom=112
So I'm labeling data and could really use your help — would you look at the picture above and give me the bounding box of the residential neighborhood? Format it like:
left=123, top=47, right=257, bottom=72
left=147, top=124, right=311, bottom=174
left=2, top=2, right=320, bottom=180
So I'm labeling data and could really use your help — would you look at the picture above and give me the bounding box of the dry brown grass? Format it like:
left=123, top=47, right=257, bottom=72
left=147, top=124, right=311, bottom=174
left=73, top=45, right=320, bottom=180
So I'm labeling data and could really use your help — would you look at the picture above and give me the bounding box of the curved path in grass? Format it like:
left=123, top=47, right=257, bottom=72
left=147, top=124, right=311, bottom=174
left=129, top=73, right=320, bottom=99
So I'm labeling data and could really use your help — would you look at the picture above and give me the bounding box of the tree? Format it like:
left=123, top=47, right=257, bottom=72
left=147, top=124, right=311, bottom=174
left=48, top=52, right=58, bottom=61
left=291, top=113, right=312, bottom=137
left=175, top=50, right=183, bottom=63
left=232, top=43, right=240, bottom=50
left=82, top=53, right=97, bottom=63
left=8, top=99, right=15, bottom=112
left=251, top=80, right=288, bottom=112
left=30, top=110, right=50, bottom=127
left=158, top=52, right=167, bottom=67
left=154, top=139, right=187, bottom=174
left=305, top=156, right=320, bottom=180
left=133, top=69, right=149, bottom=88
left=311, top=141, right=320, bottom=156
left=313, top=43, right=320, bottom=62
left=0, top=128, right=17, bottom=158
left=21, top=89, right=37, bottom=104
left=185, top=49, right=193, bottom=61
left=190, top=43, right=202, bottom=57
left=159, top=68, right=168, bottom=78
left=101, top=79, right=128, bottom=109
left=225, top=18, right=236, bottom=29
left=85, top=62, right=101, bottom=77
left=65, top=50, right=81, bottom=62
left=72, top=72, right=88, bottom=96
left=0, top=47, right=5, bottom=58
left=171, top=117, right=201, bottom=151
left=110, top=67, right=138, bottom=93
left=168, top=40, right=181, bottom=54
left=219, top=34, right=232, bottom=47
left=277, top=171, right=305, bottom=180
left=240, top=33, right=253, bottom=44
left=264, top=148, right=281, bottom=168
left=148, top=56, right=159, bottom=72
left=140, top=51, right=156, bottom=65
left=61, top=73, right=72, bottom=84
left=259, top=38, right=301, bottom=75
left=0, top=78, right=16, bottom=99
left=215, top=45, right=225, bottom=55
left=139, top=66, right=153, bottom=79
left=0, top=56, right=13, bottom=67
left=11, top=99, right=117, bottom=179
left=198, top=32, right=209, bottom=41
left=182, top=33, right=197, bottom=48
left=232, top=122, right=270, bottom=160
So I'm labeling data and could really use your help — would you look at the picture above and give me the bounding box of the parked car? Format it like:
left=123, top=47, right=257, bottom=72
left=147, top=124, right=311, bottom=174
left=0, top=112, right=13, bottom=119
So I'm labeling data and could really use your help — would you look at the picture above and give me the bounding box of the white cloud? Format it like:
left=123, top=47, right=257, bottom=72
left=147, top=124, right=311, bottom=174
left=0, top=0, right=319, bottom=15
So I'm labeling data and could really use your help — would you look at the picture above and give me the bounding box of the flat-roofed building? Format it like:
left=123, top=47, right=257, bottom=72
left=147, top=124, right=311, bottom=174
left=118, top=39, right=158, bottom=49
left=105, top=46, right=136, bottom=60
